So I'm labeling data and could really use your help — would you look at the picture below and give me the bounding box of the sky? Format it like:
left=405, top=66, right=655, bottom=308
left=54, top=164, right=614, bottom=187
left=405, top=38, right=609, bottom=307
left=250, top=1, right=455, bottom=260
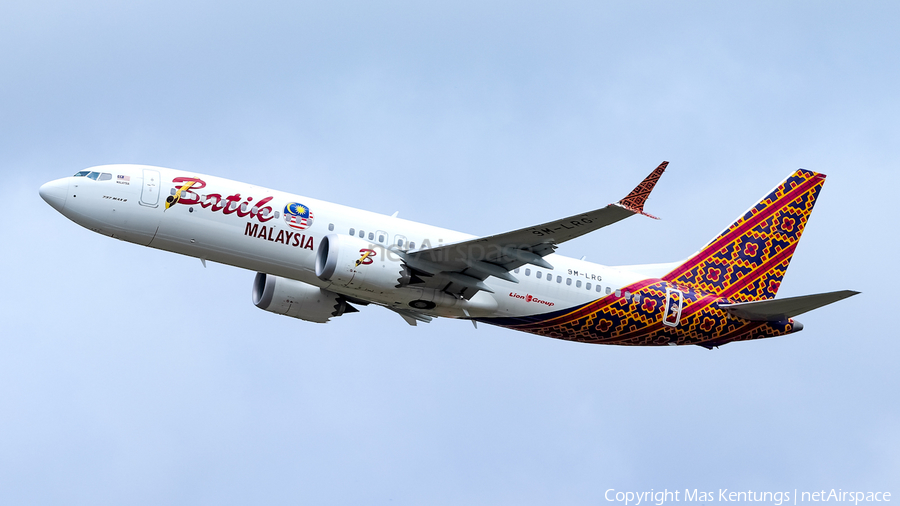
left=1, top=1, right=898, bottom=504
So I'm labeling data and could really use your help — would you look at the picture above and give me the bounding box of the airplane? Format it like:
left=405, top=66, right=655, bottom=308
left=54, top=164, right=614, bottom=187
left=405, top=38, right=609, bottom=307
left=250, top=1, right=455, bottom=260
left=39, top=162, right=858, bottom=348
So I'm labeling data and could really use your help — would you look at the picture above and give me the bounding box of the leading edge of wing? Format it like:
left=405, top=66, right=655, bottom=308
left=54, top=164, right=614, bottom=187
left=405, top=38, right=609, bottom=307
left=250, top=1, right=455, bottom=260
left=408, top=161, right=669, bottom=269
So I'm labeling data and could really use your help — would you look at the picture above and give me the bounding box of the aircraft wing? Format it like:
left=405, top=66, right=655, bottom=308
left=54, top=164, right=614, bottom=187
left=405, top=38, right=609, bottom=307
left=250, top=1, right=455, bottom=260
left=400, top=162, right=668, bottom=297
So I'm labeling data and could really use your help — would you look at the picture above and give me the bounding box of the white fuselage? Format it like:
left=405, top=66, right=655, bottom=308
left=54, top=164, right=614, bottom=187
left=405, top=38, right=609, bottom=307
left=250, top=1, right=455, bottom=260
left=42, top=164, right=652, bottom=320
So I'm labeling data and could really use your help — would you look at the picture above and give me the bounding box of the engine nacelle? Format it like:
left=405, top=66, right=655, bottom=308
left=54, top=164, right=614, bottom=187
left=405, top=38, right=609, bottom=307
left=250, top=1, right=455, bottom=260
left=315, top=234, right=407, bottom=294
left=252, top=273, right=354, bottom=323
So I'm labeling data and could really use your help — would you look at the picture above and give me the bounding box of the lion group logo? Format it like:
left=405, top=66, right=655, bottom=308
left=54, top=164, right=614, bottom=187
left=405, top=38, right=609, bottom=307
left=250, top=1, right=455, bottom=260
left=284, top=202, right=314, bottom=230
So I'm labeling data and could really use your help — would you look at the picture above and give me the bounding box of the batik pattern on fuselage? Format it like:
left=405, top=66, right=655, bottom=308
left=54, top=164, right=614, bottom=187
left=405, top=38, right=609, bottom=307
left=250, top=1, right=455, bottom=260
left=480, top=169, right=824, bottom=347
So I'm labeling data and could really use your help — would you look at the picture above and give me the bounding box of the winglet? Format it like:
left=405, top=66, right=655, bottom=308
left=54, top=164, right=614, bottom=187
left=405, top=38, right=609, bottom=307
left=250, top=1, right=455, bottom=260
left=617, top=161, right=668, bottom=219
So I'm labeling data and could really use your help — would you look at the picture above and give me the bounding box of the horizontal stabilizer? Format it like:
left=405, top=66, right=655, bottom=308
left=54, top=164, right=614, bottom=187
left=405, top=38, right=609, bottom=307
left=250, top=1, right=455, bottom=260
left=719, top=290, right=859, bottom=322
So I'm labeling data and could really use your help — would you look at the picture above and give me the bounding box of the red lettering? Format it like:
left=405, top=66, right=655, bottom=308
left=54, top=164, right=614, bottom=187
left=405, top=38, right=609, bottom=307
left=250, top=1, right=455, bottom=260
left=293, top=234, right=302, bottom=247
left=257, top=226, right=268, bottom=239
left=236, top=199, right=253, bottom=217
left=305, top=237, right=314, bottom=250
left=222, top=194, right=242, bottom=215
left=254, top=196, right=275, bottom=223
left=172, top=177, right=207, bottom=205
left=275, top=230, right=285, bottom=244
left=176, top=178, right=276, bottom=223
left=201, top=193, right=223, bottom=210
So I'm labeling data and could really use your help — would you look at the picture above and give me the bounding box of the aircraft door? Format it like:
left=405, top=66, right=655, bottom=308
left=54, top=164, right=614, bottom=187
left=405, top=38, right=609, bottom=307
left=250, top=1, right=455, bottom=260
left=663, top=286, right=684, bottom=327
left=140, top=169, right=160, bottom=207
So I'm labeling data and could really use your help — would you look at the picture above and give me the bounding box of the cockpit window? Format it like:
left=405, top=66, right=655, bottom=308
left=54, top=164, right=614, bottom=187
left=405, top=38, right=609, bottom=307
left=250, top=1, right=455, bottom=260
left=74, top=171, right=90, bottom=177
left=99, top=173, right=112, bottom=181
left=87, top=172, right=100, bottom=180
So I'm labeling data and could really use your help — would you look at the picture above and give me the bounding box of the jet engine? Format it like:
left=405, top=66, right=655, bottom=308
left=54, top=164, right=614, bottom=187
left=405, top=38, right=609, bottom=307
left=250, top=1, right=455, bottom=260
left=252, top=273, right=357, bottom=323
left=315, top=234, right=410, bottom=294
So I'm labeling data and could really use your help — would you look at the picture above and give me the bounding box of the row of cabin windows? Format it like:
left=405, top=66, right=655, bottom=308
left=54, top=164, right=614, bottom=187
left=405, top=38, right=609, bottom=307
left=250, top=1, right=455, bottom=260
left=327, top=223, right=636, bottom=300
left=329, top=223, right=417, bottom=250
left=512, top=267, right=638, bottom=301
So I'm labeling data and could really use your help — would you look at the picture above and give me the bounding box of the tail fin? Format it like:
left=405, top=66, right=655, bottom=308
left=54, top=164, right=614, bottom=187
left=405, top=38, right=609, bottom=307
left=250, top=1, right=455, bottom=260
left=663, top=169, right=826, bottom=302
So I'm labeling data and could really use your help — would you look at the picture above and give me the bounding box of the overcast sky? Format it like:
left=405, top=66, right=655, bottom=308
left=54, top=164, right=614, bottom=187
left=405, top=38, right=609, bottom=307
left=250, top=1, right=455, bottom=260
left=1, top=1, right=898, bottom=504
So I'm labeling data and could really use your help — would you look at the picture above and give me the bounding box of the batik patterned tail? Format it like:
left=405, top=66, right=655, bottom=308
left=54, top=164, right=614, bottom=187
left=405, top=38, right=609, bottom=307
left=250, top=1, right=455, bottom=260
left=662, top=169, right=826, bottom=302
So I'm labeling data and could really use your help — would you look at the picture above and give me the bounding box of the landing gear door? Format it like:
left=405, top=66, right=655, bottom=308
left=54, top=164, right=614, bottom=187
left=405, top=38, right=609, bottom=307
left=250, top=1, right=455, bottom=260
left=140, top=169, right=160, bottom=208
left=663, top=286, right=684, bottom=327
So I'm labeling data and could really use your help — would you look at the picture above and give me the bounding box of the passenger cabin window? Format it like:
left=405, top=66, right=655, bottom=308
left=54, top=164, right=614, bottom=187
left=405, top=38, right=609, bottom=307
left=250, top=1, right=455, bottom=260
left=596, top=284, right=602, bottom=292
left=566, top=278, right=572, bottom=286
left=74, top=171, right=90, bottom=177
left=349, top=228, right=355, bottom=236
left=556, top=275, right=562, bottom=283
left=606, top=287, right=612, bottom=295
left=633, top=294, right=641, bottom=303
left=576, top=280, right=582, bottom=288
left=99, top=173, right=112, bottom=181
left=615, top=289, right=621, bottom=297
left=359, top=230, right=365, bottom=238
left=87, top=172, right=100, bottom=180
left=409, top=242, right=415, bottom=249
left=368, top=232, right=374, bottom=241
left=525, top=268, right=531, bottom=276
left=514, top=268, right=520, bottom=274
left=536, top=271, right=542, bottom=279
left=328, top=224, right=334, bottom=231
left=378, top=233, right=385, bottom=243
left=586, top=282, right=591, bottom=290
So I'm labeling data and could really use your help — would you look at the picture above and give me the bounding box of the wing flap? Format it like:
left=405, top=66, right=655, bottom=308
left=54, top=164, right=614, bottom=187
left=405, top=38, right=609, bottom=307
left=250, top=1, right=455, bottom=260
left=390, top=308, right=435, bottom=326
left=719, top=290, right=859, bottom=322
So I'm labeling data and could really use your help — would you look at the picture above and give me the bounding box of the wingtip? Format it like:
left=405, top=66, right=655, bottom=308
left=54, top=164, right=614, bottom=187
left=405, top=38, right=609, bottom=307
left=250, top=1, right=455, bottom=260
left=617, top=161, right=668, bottom=216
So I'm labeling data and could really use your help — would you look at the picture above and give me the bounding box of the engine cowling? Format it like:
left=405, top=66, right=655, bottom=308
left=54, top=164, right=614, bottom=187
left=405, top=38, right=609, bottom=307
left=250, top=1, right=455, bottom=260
left=252, top=273, right=354, bottom=323
left=315, top=234, right=407, bottom=294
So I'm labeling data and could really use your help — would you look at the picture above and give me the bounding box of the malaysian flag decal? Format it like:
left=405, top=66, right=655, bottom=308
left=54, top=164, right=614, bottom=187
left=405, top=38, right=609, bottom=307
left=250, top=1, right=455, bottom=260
left=283, top=202, right=314, bottom=230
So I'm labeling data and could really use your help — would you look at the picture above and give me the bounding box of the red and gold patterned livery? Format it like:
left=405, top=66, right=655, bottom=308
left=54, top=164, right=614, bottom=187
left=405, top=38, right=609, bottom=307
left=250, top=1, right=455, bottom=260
left=40, top=162, right=857, bottom=348
left=483, top=170, right=851, bottom=348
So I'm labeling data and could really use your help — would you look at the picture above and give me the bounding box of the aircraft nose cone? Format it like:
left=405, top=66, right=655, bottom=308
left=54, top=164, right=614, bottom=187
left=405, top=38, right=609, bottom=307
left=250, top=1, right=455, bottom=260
left=39, top=178, right=69, bottom=213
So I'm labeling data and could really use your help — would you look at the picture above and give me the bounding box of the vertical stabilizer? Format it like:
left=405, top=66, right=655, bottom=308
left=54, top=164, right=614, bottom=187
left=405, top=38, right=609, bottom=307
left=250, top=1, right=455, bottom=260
left=663, top=169, right=826, bottom=302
